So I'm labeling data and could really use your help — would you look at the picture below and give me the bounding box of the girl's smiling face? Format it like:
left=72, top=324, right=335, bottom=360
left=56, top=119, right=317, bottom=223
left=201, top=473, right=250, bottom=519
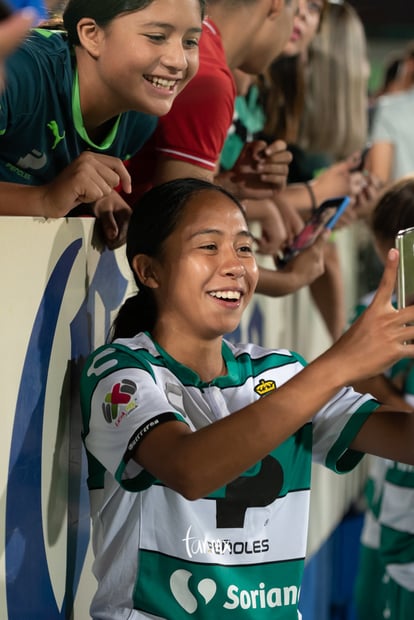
left=81, top=0, right=202, bottom=116
left=145, top=190, right=259, bottom=344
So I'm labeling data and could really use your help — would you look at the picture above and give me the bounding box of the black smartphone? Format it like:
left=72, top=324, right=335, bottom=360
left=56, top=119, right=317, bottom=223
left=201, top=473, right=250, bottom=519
left=0, top=0, right=12, bottom=20
left=351, top=144, right=371, bottom=172
left=277, top=195, right=351, bottom=267
left=396, top=227, right=414, bottom=308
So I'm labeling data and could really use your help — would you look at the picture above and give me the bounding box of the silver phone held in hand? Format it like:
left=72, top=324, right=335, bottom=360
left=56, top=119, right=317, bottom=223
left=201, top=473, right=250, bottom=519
left=396, top=226, right=414, bottom=308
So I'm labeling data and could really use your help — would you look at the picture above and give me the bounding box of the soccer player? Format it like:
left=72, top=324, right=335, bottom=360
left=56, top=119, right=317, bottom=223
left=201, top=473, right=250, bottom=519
left=81, top=177, right=414, bottom=619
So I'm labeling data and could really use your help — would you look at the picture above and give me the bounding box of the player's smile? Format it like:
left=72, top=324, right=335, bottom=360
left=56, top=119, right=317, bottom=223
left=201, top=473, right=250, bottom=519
left=152, top=190, right=258, bottom=343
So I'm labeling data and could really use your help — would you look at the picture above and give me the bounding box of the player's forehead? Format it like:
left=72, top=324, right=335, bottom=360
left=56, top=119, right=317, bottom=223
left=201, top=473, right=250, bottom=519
left=171, top=191, right=249, bottom=242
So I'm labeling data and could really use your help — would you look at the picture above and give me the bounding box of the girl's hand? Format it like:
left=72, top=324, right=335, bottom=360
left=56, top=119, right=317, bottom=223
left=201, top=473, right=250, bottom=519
left=354, top=172, right=384, bottom=220
left=42, top=152, right=132, bottom=217
left=243, top=198, right=288, bottom=256
left=277, top=232, right=328, bottom=291
left=93, top=191, right=132, bottom=250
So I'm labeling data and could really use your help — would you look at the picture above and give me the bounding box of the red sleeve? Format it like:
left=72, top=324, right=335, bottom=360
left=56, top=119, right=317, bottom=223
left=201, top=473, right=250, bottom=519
left=124, top=20, right=236, bottom=206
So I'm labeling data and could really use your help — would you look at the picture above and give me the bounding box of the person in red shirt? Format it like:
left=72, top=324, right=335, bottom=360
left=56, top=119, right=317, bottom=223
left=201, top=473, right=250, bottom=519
left=123, top=0, right=297, bottom=203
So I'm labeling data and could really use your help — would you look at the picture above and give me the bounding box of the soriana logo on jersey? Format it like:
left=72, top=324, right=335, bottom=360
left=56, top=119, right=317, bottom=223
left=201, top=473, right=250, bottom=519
left=169, top=569, right=300, bottom=616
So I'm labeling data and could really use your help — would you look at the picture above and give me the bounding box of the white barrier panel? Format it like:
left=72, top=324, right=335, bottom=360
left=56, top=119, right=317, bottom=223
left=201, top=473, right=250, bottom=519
left=0, top=218, right=365, bottom=618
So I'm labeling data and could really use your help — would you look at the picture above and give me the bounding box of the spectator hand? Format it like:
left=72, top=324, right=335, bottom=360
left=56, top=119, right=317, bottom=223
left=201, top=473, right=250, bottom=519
left=274, top=193, right=305, bottom=246
left=312, top=155, right=367, bottom=204
left=255, top=139, right=293, bottom=189
left=243, top=198, right=287, bottom=256
left=354, top=172, right=384, bottom=220
left=43, top=152, right=132, bottom=218
left=93, top=191, right=132, bottom=250
left=331, top=196, right=358, bottom=230
left=276, top=232, right=328, bottom=291
left=230, top=139, right=292, bottom=197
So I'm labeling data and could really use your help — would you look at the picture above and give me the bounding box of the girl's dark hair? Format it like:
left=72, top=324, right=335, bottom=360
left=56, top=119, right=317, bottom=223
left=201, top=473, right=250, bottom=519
left=63, top=0, right=206, bottom=46
left=371, top=176, right=414, bottom=243
left=111, top=178, right=247, bottom=341
left=262, top=54, right=305, bottom=144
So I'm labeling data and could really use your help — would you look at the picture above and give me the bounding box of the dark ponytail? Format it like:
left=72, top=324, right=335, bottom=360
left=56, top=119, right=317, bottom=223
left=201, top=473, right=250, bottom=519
left=111, top=287, right=157, bottom=340
left=111, top=177, right=246, bottom=342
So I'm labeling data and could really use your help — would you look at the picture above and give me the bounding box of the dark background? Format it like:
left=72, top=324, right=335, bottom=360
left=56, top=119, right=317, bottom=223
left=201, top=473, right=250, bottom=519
left=349, top=2, right=413, bottom=39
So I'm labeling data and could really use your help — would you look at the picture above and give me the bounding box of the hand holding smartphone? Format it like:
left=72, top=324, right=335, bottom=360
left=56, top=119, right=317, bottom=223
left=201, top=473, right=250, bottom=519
left=277, top=195, right=351, bottom=267
left=351, top=144, right=372, bottom=172
left=396, top=227, right=414, bottom=309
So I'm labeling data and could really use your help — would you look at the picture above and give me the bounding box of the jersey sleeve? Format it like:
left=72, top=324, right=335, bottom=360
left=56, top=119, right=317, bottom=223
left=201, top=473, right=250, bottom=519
left=80, top=344, right=187, bottom=492
left=312, top=387, right=380, bottom=473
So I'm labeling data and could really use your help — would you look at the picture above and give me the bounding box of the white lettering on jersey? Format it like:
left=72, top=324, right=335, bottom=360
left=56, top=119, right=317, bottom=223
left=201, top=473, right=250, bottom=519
left=182, top=525, right=270, bottom=559
left=224, top=583, right=299, bottom=610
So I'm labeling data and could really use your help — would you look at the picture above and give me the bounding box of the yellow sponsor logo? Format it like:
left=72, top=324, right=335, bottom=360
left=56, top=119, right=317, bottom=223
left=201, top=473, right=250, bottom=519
left=254, top=379, right=276, bottom=397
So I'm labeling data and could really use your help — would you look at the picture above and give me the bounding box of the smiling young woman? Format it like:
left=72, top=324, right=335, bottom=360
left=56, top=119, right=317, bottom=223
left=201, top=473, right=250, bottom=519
left=0, top=0, right=205, bottom=247
left=81, top=177, right=414, bottom=619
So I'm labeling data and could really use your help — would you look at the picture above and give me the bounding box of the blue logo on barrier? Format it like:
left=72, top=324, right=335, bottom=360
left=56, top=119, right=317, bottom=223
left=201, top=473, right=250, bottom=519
left=5, top=234, right=263, bottom=619
left=5, top=240, right=128, bottom=619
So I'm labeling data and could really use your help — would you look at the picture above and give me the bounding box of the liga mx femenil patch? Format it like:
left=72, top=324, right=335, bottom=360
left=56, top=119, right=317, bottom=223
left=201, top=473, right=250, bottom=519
left=102, top=379, right=139, bottom=426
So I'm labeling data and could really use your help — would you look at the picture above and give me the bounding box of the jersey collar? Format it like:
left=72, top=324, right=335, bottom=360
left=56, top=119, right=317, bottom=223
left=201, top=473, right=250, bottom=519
left=72, top=68, right=122, bottom=150
left=147, top=332, right=239, bottom=388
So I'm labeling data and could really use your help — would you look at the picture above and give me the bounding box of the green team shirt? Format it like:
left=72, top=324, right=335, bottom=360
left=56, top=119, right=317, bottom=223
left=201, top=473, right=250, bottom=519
left=351, top=292, right=414, bottom=595
left=0, top=29, right=157, bottom=186
left=379, top=358, right=414, bottom=594
left=220, top=84, right=266, bottom=172
left=80, top=332, right=378, bottom=619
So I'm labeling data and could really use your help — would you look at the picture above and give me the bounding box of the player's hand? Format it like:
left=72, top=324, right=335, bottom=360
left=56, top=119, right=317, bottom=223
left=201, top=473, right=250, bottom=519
left=327, top=249, right=414, bottom=384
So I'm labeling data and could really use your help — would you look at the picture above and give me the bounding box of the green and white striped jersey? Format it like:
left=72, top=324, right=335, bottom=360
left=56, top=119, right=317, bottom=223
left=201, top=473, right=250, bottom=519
left=380, top=461, right=414, bottom=591
left=80, top=332, right=378, bottom=619
left=351, top=291, right=414, bottom=595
